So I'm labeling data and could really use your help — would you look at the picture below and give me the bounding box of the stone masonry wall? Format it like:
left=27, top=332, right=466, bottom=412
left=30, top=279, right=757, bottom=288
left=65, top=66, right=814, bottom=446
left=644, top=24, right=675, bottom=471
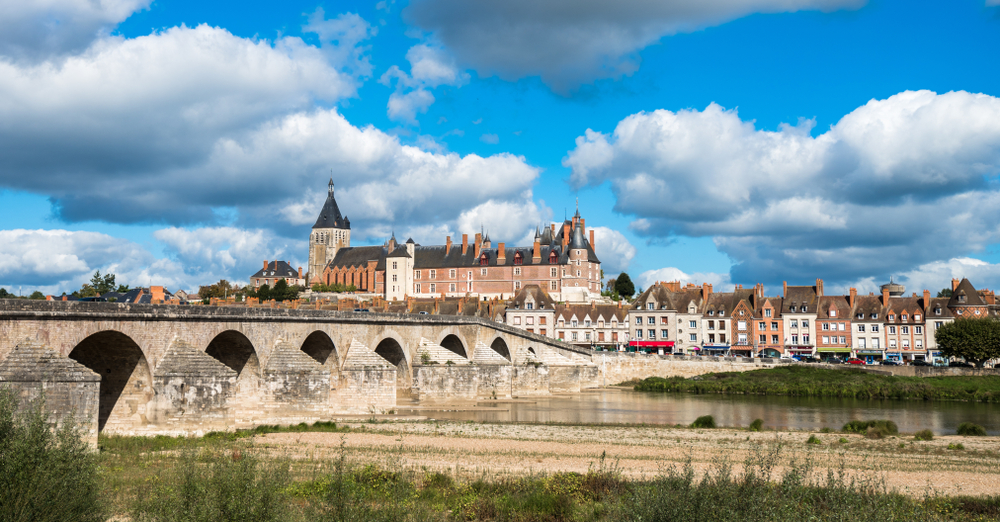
left=412, top=365, right=479, bottom=401
left=594, top=352, right=786, bottom=385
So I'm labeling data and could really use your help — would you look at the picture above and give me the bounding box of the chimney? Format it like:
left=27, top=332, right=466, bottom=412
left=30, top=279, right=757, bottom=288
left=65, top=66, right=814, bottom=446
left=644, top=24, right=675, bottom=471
left=782, top=281, right=787, bottom=298
left=446, top=236, right=452, bottom=256
left=474, top=233, right=482, bottom=257
left=298, top=267, right=303, bottom=279
left=551, top=223, right=556, bottom=235
left=882, top=287, right=890, bottom=305
left=702, top=282, right=712, bottom=302
left=589, top=229, right=595, bottom=251
left=580, top=218, right=585, bottom=231
left=952, top=278, right=960, bottom=292
left=923, top=289, right=931, bottom=309
left=533, top=239, right=541, bottom=261
left=849, top=287, right=857, bottom=308
left=562, top=223, right=570, bottom=248
left=462, top=233, right=468, bottom=255
left=497, top=242, right=506, bottom=264
left=816, top=278, right=824, bottom=298
left=264, top=260, right=268, bottom=270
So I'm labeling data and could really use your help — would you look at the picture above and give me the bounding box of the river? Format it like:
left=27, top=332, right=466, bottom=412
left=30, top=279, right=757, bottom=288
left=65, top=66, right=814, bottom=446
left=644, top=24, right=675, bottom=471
left=397, top=388, right=1000, bottom=435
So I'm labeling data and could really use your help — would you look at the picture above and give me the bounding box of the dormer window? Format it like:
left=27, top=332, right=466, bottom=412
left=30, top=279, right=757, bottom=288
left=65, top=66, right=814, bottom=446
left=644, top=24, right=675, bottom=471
left=888, top=314, right=895, bottom=321
left=708, top=310, right=715, bottom=316
left=935, top=308, right=941, bottom=315
left=830, top=310, right=837, bottom=317
left=958, top=295, right=967, bottom=303
left=647, top=303, right=654, bottom=310
left=871, top=313, right=878, bottom=319
left=480, top=253, right=489, bottom=266
left=719, top=310, right=725, bottom=317
left=526, top=303, right=533, bottom=310
left=801, top=306, right=807, bottom=312
left=901, top=314, right=908, bottom=321
left=914, top=314, right=920, bottom=321
left=514, top=252, right=523, bottom=265
left=790, top=306, right=797, bottom=313
left=856, top=314, right=863, bottom=320
left=549, top=252, right=558, bottom=264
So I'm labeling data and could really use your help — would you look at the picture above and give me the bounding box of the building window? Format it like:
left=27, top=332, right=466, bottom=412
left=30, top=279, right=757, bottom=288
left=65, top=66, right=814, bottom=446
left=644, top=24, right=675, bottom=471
left=550, top=281, right=557, bottom=290
left=738, top=334, right=747, bottom=344
left=572, top=332, right=578, bottom=341
left=480, top=254, right=488, bottom=266
left=822, top=336, right=830, bottom=344
left=450, top=283, right=456, bottom=292
left=415, top=270, right=421, bottom=279
left=527, top=316, right=534, bottom=325
left=429, top=284, right=436, bottom=293
left=759, top=335, right=767, bottom=344
left=765, top=309, right=772, bottom=317
left=647, top=302, right=654, bottom=310
left=526, top=303, right=533, bottom=310
left=771, top=335, right=779, bottom=344
left=585, top=332, right=591, bottom=341
left=915, top=314, right=921, bottom=321
left=648, top=329, right=656, bottom=339
left=416, top=284, right=421, bottom=293
left=801, top=320, right=809, bottom=328
left=661, top=317, right=668, bottom=324
left=901, top=326, right=909, bottom=334
left=549, top=252, right=558, bottom=264
left=737, top=321, right=747, bottom=331
left=857, top=324, right=865, bottom=332
left=449, top=269, right=456, bottom=278
left=572, top=320, right=578, bottom=327
left=709, top=310, right=715, bottom=316
left=718, top=320, right=725, bottom=328
left=888, top=314, right=895, bottom=321
left=708, top=320, right=715, bottom=330
left=392, top=261, right=397, bottom=270
left=771, top=322, right=778, bottom=330
left=802, top=334, right=810, bottom=343
left=515, top=281, right=521, bottom=289
left=550, top=267, right=557, bottom=277
left=662, top=329, right=669, bottom=338
left=585, top=320, right=591, bottom=327
left=514, top=253, right=523, bottom=265
left=871, top=324, right=880, bottom=332
left=576, top=270, right=581, bottom=277
left=839, top=336, right=846, bottom=344
left=915, top=326, right=922, bottom=334
left=759, top=322, right=766, bottom=330
left=830, top=310, right=837, bottom=317
left=822, top=323, right=830, bottom=331
left=935, top=308, right=941, bottom=315
left=792, top=335, right=798, bottom=344
left=514, top=267, right=521, bottom=276
left=888, top=326, right=896, bottom=334
left=392, top=274, right=397, bottom=282
left=481, top=268, right=487, bottom=276
left=690, top=333, right=697, bottom=342
left=689, top=320, right=697, bottom=328
left=902, top=314, right=908, bottom=321
left=648, top=317, right=655, bottom=325
left=429, top=270, right=436, bottom=279
left=636, top=330, right=642, bottom=339
left=513, top=317, right=521, bottom=325
left=719, top=310, right=725, bottom=317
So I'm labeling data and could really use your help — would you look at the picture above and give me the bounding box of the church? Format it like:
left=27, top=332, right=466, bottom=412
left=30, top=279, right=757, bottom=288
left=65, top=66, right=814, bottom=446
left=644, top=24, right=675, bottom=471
left=308, top=179, right=603, bottom=302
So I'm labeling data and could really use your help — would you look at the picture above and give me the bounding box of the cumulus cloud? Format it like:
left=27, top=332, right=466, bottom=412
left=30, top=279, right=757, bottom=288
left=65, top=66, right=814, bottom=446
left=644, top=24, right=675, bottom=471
left=405, top=0, right=862, bottom=92
left=637, top=266, right=732, bottom=291
left=590, top=226, right=636, bottom=274
left=0, top=226, right=307, bottom=294
left=0, top=0, right=150, bottom=60
left=565, top=90, right=1000, bottom=286
left=380, top=43, right=468, bottom=124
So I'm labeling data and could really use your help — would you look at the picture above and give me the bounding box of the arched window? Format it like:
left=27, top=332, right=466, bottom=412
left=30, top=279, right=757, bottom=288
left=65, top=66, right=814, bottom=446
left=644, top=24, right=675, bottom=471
left=480, top=253, right=489, bottom=266
left=513, top=252, right=523, bottom=265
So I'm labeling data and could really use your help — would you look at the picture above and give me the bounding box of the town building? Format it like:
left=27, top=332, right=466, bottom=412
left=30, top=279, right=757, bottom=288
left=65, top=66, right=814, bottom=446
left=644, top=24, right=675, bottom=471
left=506, top=285, right=628, bottom=349
left=250, top=260, right=305, bottom=290
left=309, top=180, right=602, bottom=302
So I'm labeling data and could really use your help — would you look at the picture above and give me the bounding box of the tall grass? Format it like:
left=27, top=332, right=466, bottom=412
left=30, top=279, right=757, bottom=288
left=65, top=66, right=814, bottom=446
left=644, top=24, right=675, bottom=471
left=634, top=366, right=1000, bottom=402
left=0, top=388, right=106, bottom=522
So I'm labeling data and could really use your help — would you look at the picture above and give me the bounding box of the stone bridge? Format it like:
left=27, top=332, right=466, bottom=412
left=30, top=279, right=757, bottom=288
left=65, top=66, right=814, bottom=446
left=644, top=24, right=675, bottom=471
left=0, top=301, right=596, bottom=443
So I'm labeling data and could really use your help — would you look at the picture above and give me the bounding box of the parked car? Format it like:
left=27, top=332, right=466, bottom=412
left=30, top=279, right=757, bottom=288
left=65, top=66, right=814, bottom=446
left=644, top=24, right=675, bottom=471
left=823, top=358, right=844, bottom=364
left=949, top=361, right=974, bottom=368
left=845, top=358, right=865, bottom=365
left=911, top=360, right=932, bottom=367
left=880, top=360, right=901, bottom=366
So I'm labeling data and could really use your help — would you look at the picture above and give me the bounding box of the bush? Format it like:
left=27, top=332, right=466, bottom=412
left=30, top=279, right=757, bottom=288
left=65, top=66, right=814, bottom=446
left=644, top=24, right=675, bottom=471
left=131, top=447, right=290, bottom=522
left=914, top=429, right=934, bottom=441
left=838, top=437, right=849, bottom=444
left=749, top=418, right=764, bottom=432
left=690, top=415, right=716, bottom=429
left=0, top=388, right=106, bottom=522
left=956, top=422, right=987, bottom=436
left=842, top=419, right=898, bottom=437
left=948, top=443, right=966, bottom=450
left=806, top=434, right=823, bottom=445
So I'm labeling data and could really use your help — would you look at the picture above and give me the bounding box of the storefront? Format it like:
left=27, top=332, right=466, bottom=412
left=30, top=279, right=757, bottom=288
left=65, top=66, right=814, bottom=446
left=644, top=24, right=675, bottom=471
left=856, top=349, right=883, bottom=364
left=730, top=344, right=754, bottom=357
left=787, top=346, right=815, bottom=360
left=884, top=352, right=902, bottom=362
left=759, top=348, right=782, bottom=358
left=702, top=343, right=729, bottom=356
left=627, top=340, right=675, bottom=354
left=817, top=347, right=852, bottom=362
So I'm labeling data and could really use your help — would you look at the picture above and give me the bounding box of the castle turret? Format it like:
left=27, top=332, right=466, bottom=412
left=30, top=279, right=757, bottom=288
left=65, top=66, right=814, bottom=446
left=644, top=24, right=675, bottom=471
left=308, top=178, right=351, bottom=283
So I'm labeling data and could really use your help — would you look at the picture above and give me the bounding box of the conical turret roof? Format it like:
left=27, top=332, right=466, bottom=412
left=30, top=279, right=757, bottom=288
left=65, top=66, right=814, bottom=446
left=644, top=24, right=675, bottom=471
left=313, top=179, right=348, bottom=229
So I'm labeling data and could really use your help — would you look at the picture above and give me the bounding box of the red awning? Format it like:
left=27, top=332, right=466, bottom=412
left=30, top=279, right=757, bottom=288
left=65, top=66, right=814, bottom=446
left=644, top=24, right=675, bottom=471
left=628, top=341, right=675, bottom=348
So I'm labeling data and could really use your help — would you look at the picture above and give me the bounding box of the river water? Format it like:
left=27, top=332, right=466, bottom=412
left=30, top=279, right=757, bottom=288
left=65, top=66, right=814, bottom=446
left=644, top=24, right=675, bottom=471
left=398, top=388, right=999, bottom=435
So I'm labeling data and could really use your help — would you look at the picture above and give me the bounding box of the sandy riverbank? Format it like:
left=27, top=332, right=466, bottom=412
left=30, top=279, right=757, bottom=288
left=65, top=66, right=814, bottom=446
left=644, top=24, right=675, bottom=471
left=255, top=418, right=1000, bottom=497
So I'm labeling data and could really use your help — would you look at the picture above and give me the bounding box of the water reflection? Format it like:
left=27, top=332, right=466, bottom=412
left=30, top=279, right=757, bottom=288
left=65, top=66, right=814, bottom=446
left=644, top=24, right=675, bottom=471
left=398, top=389, right=999, bottom=435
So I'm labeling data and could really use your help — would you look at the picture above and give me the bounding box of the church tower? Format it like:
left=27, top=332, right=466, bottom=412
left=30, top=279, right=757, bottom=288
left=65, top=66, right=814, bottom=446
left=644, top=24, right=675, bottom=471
left=307, top=179, right=351, bottom=284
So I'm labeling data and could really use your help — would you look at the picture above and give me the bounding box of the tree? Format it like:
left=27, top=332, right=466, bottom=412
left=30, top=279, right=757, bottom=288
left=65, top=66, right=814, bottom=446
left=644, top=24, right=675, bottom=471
left=116, top=284, right=130, bottom=293
left=199, top=280, right=232, bottom=299
left=614, top=272, right=635, bottom=299
left=937, top=288, right=953, bottom=298
left=935, top=318, right=1000, bottom=367
left=255, top=283, right=271, bottom=301
left=28, top=291, right=45, bottom=300
left=270, top=279, right=300, bottom=302
left=89, top=270, right=117, bottom=295
left=0, top=288, right=12, bottom=298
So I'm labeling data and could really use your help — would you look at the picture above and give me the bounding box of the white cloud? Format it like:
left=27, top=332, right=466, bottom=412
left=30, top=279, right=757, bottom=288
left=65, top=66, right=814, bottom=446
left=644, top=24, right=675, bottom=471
left=0, top=0, right=150, bottom=59
left=480, top=133, right=499, bottom=144
left=379, top=43, right=468, bottom=124
left=590, top=226, right=636, bottom=273
left=565, top=90, right=1000, bottom=286
left=895, top=257, right=1000, bottom=295
left=637, top=267, right=732, bottom=291
left=987, top=0, right=1000, bottom=6
left=405, top=0, right=863, bottom=92
left=456, top=197, right=546, bottom=243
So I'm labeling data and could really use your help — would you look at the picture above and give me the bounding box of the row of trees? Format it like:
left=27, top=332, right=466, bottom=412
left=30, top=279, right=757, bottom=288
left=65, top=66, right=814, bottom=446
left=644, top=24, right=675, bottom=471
left=935, top=318, right=1000, bottom=367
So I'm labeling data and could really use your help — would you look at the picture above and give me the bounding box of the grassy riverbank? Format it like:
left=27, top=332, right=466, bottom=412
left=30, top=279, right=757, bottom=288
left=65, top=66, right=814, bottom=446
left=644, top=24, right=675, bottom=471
left=634, top=366, right=1000, bottom=402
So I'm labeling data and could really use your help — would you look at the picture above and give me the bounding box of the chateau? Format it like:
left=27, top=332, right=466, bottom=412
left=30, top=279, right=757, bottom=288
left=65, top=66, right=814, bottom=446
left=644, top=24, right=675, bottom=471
left=308, top=180, right=602, bottom=301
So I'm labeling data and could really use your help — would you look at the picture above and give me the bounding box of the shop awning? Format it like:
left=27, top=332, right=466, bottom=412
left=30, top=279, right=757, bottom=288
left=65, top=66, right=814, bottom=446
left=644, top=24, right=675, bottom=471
left=628, top=341, right=675, bottom=348
left=856, top=350, right=882, bottom=355
left=817, top=347, right=852, bottom=353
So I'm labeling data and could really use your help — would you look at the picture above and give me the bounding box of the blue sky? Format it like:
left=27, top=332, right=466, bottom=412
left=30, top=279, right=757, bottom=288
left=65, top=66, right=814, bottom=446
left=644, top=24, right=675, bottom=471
left=1, top=0, right=999, bottom=296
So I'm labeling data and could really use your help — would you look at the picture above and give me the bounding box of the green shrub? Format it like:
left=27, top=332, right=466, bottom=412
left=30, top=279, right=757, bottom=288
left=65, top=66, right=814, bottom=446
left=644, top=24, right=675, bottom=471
left=948, top=443, right=966, bottom=450
left=914, top=429, right=934, bottom=441
left=956, top=422, right=987, bottom=436
left=690, top=415, right=716, bottom=429
left=131, top=447, right=290, bottom=522
left=838, top=437, right=849, bottom=444
left=806, top=434, right=823, bottom=445
left=842, top=419, right=898, bottom=437
left=820, top=427, right=833, bottom=433
left=0, top=388, right=106, bottom=522
left=749, top=418, right=764, bottom=432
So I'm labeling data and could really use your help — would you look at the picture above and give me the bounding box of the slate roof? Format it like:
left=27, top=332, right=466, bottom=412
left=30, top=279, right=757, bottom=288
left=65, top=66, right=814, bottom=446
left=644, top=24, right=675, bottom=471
left=783, top=285, right=819, bottom=313
left=754, top=297, right=783, bottom=319
left=328, top=246, right=387, bottom=269
left=555, top=304, right=627, bottom=323
left=251, top=260, right=299, bottom=279
left=816, top=296, right=851, bottom=320
left=510, top=284, right=557, bottom=310
left=313, top=182, right=349, bottom=230
left=885, top=296, right=926, bottom=322
left=851, top=295, right=885, bottom=321
left=927, top=297, right=955, bottom=318
left=949, top=278, right=986, bottom=307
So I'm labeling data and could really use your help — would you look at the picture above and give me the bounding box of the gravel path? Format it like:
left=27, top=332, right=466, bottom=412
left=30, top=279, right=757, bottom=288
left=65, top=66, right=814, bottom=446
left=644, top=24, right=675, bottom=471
left=256, top=419, right=1000, bottom=497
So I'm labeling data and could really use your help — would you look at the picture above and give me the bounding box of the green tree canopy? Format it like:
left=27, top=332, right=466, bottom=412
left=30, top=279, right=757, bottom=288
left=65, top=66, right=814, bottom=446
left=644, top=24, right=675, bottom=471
left=199, top=280, right=232, bottom=299
left=937, top=288, right=953, bottom=298
left=28, top=291, right=45, bottom=300
left=89, top=270, right=117, bottom=295
left=270, top=279, right=300, bottom=302
left=614, top=272, right=635, bottom=298
left=934, top=318, right=1000, bottom=367
left=0, top=288, right=12, bottom=298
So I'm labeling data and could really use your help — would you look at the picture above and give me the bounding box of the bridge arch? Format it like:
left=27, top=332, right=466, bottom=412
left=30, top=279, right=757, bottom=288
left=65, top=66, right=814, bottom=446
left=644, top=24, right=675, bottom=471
left=438, top=333, right=468, bottom=359
left=489, top=336, right=512, bottom=361
left=374, top=336, right=411, bottom=388
left=206, top=330, right=261, bottom=423
left=300, top=330, right=338, bottom=367
left=68, top=330, right=152, bottom=431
